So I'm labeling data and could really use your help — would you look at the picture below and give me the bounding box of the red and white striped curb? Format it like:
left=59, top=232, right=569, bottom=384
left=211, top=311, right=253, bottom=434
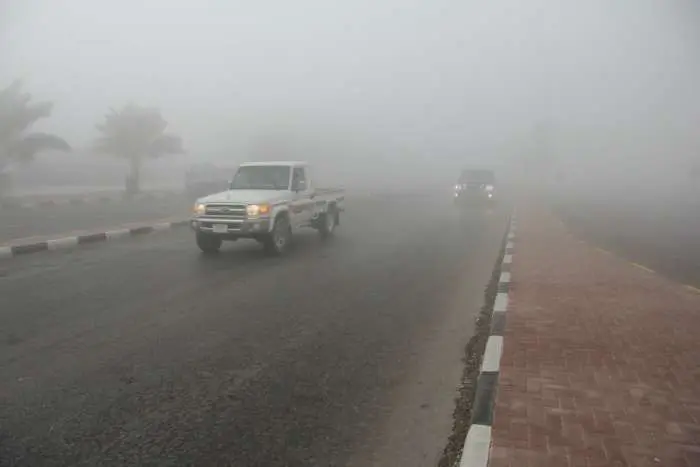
left=0, top=219, right=190, bottom=260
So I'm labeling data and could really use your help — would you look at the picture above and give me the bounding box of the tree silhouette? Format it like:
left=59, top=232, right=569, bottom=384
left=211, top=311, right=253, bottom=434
left=0, top=80, right=71, bottom=195
left=94, top=104, right=184, bottom=195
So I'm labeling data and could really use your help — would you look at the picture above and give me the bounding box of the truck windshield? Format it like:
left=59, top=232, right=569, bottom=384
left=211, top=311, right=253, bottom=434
left=230, top=166, right=291, bottom=190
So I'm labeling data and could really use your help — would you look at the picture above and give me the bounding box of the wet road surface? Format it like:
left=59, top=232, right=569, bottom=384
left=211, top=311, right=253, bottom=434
left=0, top=195, right=507, bottom=467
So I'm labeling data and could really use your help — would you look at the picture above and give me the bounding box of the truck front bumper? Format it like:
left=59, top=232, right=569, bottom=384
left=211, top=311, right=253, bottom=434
left=190, top=217, right=271, bottom=238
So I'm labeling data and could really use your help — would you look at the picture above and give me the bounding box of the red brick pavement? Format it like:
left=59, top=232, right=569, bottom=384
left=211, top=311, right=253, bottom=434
left=489, top=207, right=700, bottom=467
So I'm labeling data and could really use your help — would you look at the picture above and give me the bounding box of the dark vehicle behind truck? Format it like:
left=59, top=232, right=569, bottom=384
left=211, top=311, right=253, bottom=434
left=453, top=168, right=497, bottom=206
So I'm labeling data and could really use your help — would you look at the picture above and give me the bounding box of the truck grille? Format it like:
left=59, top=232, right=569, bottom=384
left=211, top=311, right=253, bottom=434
left=204, top=203, right=247, bottom=219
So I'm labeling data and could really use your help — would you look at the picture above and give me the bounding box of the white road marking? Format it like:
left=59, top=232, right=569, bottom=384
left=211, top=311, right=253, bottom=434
left=507, top=231, right=515, bottom=240
left=502, top=254, right=512, bottom=264
left=631, top=262, right=655, bottom=274
left=0, top=246, right=12, bottom=258
left=481, top=336, right=503, bottom=373
left=459, top=424, right=492, bottom=467
left=499, top=272, right=511, bottom=284
left=505, top=241, right=514, bottom=250
left=493, top=293, right=509, bottom=313
left=47, top=237, right=79, bottom=250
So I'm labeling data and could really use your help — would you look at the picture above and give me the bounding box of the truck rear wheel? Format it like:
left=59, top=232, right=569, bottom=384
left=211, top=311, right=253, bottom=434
left=197, top=232, right=222, bottom=254
left=264, top=216, right=291, bottom=255
left=319, top=206, right=337, bottom=239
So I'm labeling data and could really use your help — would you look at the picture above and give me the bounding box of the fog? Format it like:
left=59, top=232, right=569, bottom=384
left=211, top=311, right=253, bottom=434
left=2, top=0, right=699, bottom=195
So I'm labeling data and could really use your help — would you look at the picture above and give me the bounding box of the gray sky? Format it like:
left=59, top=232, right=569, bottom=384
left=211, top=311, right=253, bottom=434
left=2, top=0, right=699, bottom=175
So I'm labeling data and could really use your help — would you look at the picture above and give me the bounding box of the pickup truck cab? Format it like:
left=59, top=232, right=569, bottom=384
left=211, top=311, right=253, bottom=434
left=190, top=161, right=344, bottom=255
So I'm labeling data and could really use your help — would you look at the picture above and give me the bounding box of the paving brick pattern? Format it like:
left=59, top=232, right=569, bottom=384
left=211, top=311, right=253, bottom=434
left=490, top=207, right=700, bottom=467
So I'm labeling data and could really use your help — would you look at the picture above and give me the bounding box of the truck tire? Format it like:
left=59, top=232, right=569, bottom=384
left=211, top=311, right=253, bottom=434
left=196, top=232, right=222, bottom=254
left=318, top=205, right=337, bottom=239
left=264, top=215, right=291, bottom=255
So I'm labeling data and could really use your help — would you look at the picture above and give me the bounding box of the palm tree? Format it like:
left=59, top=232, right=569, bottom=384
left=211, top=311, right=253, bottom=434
left=94, top=104, right=184, bottom=195
left=0, top=80, right=71, bottom=196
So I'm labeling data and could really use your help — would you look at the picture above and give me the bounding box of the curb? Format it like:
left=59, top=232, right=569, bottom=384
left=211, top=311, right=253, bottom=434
left=458, top=212, right=516, bottom=467
left=0, top=219, right=190, bottom=260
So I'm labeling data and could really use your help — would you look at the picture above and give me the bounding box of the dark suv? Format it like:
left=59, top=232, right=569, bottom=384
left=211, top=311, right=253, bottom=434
left=453, top=169, right=496, bottom=206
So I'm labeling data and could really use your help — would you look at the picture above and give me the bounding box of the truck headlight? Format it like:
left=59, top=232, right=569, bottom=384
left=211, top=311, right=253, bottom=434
left=246, top=203, right=271, bottom=217
left=193, top=203, right=206, bottom=215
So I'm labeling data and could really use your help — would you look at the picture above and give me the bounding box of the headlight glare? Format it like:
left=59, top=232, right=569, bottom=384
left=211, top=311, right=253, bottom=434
left=194, top=203, right=206, bottom=215
left=246, top=203, right=271, bottom=217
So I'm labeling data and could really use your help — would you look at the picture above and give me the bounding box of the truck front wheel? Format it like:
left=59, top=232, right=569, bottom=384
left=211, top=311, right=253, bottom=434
left=318, top=206, right=337, bottom=239
left=264, top=216, right=291, bottom=255
left=196, top=232, right=222, bottom=254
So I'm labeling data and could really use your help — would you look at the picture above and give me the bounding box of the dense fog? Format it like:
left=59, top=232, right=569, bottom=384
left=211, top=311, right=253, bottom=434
left=2, top=0, right=699, bottom=196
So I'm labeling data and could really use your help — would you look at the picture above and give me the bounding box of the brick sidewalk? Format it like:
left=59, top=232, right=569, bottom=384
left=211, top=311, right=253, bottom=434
left=490, top=208, right=700, bottom=467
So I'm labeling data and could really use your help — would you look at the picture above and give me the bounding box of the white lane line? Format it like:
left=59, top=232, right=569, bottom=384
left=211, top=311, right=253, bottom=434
left=494, top=293, right=509, bottom=313
left=631, top=262, right=655, bottom=274
left=106, top=228, right=130, bottom=239
left=481, top=336, right=503, bottom=373
left=499, top=272, right=511, bottom=284
left=502, top=254, right=512, bottom=264
left=507, top=231, right=515, bottom=240
left=459, top=424, right=492, bottom=467
left=505, top=241, right=514, bottom=250
left=47, top=237, right=79, bottom=250
left=0, top=246, right=12, bottom=258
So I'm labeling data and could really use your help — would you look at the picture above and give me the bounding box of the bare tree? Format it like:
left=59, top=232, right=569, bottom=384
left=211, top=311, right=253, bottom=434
left=94, top=104, right=185, bottom=195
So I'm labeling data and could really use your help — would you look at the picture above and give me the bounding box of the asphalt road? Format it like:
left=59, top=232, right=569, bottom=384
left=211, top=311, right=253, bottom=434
left=0, top=195, right=508, bottom=467
left=0, top=197, right=192, bottom=244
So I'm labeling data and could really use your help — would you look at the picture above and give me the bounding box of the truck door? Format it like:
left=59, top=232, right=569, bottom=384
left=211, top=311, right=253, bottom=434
left=290, top=167, right=314, bottom=227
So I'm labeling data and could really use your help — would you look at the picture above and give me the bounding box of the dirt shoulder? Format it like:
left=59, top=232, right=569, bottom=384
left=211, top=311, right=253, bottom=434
left=556, top=200, right=700, bottom=289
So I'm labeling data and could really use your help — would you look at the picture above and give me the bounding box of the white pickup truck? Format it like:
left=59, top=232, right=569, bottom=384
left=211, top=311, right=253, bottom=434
left=190, top=161, right=345, bottom=255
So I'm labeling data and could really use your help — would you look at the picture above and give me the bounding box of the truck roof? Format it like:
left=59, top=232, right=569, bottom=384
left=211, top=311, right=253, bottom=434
left=239, top=161, right=307, bottom=168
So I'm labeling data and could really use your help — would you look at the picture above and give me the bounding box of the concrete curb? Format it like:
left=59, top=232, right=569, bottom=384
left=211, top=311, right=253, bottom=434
left=458, top=212, right=516, bottom=467
left=0, top=219, right=190, bottom=260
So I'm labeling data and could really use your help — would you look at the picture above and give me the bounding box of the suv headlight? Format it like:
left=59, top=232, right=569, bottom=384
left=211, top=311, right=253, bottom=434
left=246, top=203, right=271, bottom=217
left=193, top=203, right=206, bottom=215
